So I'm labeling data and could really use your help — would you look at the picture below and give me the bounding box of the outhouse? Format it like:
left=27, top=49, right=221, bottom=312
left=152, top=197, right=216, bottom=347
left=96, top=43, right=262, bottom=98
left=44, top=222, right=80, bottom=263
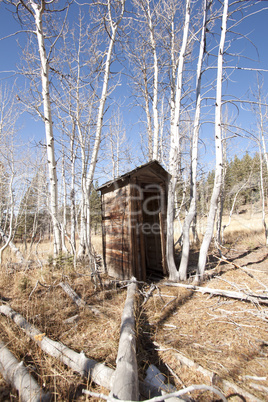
left=98, top=160, right=170, bottom=281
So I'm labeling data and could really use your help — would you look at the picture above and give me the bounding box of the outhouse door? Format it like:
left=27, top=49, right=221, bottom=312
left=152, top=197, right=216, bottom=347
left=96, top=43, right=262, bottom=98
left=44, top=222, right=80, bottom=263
left=141, top=187, right=166, bottom=279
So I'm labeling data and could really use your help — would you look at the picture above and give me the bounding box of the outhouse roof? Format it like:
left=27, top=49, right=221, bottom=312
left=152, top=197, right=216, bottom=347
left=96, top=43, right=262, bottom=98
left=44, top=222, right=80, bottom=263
left=97, top=160, right=170, bottom=193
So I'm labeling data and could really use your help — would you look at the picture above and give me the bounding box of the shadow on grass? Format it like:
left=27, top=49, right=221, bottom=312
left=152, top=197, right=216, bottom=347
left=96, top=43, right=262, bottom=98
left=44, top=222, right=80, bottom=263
left=155, top=290, right=195, bottom=328
left=136, top=307, right=176, bottom=390
left=136, top=289, right=195, bottom=374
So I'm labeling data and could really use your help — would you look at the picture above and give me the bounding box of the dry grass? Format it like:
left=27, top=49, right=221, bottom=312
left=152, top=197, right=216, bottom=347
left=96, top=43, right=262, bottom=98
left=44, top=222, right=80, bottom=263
left=0, top=265, right=126, bottom=401
left=0, top=218, right=267, bottom=401
left=175, top=208, right=267, bottom=247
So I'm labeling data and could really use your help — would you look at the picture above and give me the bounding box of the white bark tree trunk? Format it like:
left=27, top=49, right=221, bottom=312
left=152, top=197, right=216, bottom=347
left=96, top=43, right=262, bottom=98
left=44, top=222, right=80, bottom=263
left=0, top=226, right=24, bottom=264
left=0, top=339, right=49, bottom=402
left=59, top=281, right=101, bottom=314
left=61, top=151, right=68, bottom=254
left=0, top=304, right=115, bottom=390
left=164, top=281, right=268, bottom=306
left=178, top=0, right=209, bottom=280
left=29, top=0, right=61, bottom=256
left=85, top=0, right=125, bottom=256
left=70, top=121, right=76, bottom=256
left=196, top=0, right=229, bottom=282
left=143, top=64, right=154, bottom=160
left=216, top=135, right=227, bottom=245
left=257, top=77, right=268, bottom=173
left=258, top=145, right=268, bottom=244
left=77, top=125, right=88, bottom=258
left=0, top=166, right=24, bottom=264
left=0, top=304, right=185, bottom=400
left=145, top=0, right=159, bottom=160
left=255, top=77, right=268, bottom=245
left=111, top=278, right=139, bottom=400
left=166, top=0, right=191, bottom=281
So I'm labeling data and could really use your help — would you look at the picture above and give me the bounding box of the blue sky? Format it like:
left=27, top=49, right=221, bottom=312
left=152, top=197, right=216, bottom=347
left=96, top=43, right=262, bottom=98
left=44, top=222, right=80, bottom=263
left=0, top=0, right=268, bottom=174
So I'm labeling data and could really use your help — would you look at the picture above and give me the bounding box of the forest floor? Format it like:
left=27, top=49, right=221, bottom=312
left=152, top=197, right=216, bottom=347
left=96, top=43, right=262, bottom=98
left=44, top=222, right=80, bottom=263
left=0, top=230, right=267, bottom=401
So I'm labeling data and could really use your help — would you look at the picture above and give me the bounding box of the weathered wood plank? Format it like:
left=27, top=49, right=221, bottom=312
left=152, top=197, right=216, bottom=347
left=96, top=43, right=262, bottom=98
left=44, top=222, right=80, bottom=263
left=106, top=249, right=130, bottom=259
left=105, top=241, right=129, bottom=252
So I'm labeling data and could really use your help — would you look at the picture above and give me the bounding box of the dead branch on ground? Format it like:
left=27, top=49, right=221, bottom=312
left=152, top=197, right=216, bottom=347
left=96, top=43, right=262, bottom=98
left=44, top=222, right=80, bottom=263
left=58, top=281, right=101, bottom=315
left=140, top=283, right=157, bottom=306
left=154, top=342, right=263, bottom=402
left=213, top=255, right=268, bottom=291
left=164, top=282, right=268, bottom=305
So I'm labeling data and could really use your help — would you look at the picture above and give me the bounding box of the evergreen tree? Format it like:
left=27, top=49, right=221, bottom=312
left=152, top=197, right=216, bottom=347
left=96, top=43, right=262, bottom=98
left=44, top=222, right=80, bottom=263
left=203, top=152, right=266, bottom=216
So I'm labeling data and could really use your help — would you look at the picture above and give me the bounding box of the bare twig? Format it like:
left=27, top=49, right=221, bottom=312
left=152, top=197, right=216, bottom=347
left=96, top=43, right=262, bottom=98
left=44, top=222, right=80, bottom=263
left=161, top=297, right=177, bottom=312
left=141, top=284, right=157, bottom=306
left=213, top=255, right=268, bottom=291
left=28, top=280, right=53, bottom=300
left=165, top=363, right=186, bottom=388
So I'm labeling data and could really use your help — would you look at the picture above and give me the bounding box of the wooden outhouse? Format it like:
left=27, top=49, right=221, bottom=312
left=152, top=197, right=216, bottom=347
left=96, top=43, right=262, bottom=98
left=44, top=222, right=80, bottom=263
left=98, top=160, right=170, bottom=281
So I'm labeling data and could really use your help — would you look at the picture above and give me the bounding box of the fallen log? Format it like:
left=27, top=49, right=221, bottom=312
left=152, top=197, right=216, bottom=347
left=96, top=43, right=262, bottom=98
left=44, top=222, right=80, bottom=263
left=0, top=339, right=50, bottom=402
left=163, top=282, right=268, bottom=305
left=144, top=365, right=184, bottom=401
left=58, top=282, right=86, bottom=308
left=0, top=304, right=170, bottom=400
left=0, top=304, right=114, bottom=390
left=58, top=281, right=101, bottom=315
left=154, top=342, right=263, bottom=402
left=111, top=277, right=139, bottom=401
left=63, top=314, right=79, bottom=324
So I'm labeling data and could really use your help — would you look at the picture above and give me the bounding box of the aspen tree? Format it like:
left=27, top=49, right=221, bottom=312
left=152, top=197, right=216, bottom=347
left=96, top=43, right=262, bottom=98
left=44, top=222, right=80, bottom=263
left=84, top=0, right=126, bottom=257
left=31, top=0, right=63, bottom=255
left=196, top=0, right=229, bottom=282
left=166, top=0, right=191, bottom=281
left=178, top=0, right=210, bottom=280
left=107, top=111, right=130, bottom=180
left=0, top=86, right=24, bottom=263
left=251, top=76, right=268, bottom=244
left=60, top=147, right=68, bottom=254
left=127, top=0, right=164, bottom=161
left=7, top=0, right=67, bottom=255
left=54, top=12, right=98, bottom=259
left=144, top=0, right=160, bottom=160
